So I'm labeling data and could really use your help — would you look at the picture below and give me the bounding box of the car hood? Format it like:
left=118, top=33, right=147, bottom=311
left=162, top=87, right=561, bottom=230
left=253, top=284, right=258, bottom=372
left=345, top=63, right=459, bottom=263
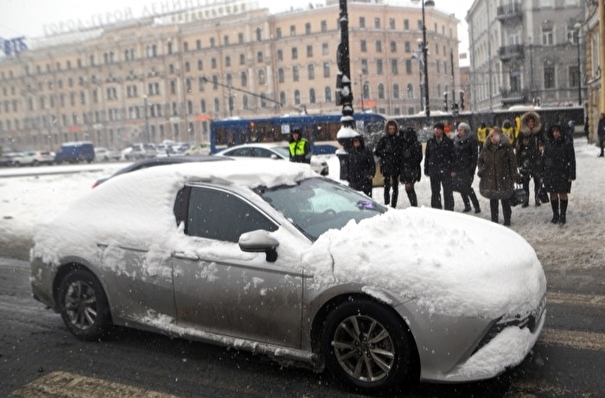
left=300, top=207, right=546, bottom=319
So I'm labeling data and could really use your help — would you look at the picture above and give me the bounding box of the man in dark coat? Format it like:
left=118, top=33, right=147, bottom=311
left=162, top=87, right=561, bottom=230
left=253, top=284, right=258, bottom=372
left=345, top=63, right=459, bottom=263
left=452, top=122, right=481, bottom=213
left=347, top=135, right=376, bottom=197
left=288, top=129, right=311, bottom=164
left=399, top=126, right=423, bottom=207
left=374, top=120, right=403, bottom=207
left=542, top=124, right=576, bottom=225
left=598, top=112, right=605, bottom=157
left=424, top=122, right=455, bottom=211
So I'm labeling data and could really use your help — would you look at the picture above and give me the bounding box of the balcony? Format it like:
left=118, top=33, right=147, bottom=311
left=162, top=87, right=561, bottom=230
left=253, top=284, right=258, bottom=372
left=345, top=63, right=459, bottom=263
left=498, top=45, right=524, bottom=63
left=500, top=87, right=528, bottom=106
left=496, top=2, right=523, bottom=24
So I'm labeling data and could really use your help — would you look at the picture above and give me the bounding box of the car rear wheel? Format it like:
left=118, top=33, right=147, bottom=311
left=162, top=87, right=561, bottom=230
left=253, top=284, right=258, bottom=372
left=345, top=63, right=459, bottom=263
left=58, top=269, right=112, bottom=341
left=321, top=298, right=417, bottom=394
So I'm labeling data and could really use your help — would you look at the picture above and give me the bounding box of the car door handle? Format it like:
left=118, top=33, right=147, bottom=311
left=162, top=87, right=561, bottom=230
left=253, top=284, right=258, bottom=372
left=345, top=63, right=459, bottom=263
left=173, top=251, right=199, bottom=261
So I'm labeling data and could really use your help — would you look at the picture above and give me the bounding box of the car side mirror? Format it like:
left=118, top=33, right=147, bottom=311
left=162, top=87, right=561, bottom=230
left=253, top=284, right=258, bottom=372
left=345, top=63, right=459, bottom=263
left=238, top=229, right=279, bottom=262
left=270, top=154, right=279, bottom=160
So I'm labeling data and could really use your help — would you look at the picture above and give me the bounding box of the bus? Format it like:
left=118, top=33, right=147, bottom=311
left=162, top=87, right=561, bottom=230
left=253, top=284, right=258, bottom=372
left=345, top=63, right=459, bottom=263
left=209, top=113, right=388, bottom=154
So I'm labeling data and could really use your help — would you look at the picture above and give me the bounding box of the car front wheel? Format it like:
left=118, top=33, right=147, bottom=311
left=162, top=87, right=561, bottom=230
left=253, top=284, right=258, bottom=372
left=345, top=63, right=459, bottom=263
left=321, top=298, right=418, bottom=394
left=58, top=269, right=112, bottom=341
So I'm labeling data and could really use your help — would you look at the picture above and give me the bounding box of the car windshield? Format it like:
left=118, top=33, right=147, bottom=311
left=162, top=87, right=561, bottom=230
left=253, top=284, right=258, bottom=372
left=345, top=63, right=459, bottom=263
left=255, top=178, right=386, bottom=241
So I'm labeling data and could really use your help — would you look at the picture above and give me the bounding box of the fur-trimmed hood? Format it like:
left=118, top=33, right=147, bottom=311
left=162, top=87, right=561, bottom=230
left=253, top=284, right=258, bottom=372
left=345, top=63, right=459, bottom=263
left=520, top=111, right=542, bottom=135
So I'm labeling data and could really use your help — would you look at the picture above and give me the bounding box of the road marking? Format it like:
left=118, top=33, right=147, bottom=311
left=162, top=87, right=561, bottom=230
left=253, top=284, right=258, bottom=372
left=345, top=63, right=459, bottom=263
left=12, top=371, right=184, bottom=398
left=547, top=291, right=605, bottom=309
left=539, top=328, right=605, bottom=351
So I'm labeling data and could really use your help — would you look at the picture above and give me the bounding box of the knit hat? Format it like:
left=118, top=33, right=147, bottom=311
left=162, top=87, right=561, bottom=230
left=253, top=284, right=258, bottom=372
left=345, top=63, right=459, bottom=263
left=434, top=122, right=445, bottom=130
left=457, top=122, right=471, bottom=133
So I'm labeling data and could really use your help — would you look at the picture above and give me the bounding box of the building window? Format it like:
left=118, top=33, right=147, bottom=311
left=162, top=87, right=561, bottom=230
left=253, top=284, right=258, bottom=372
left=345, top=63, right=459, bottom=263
left=280, top=92, right=286, bottom=106
left=406, top=59, right=413, bottom=74
left=225, top=56, right=231, bottom=67
left=325, top=87, right=332, bottom=102
left=257, top=51, right=263, bottom=63
left=167, top=42, right=173, bottom=54
left=210, top=38, right=216, bottom=47
left=258, top=69, right=266, bottom=85
left=390, top=41, right=397, bottom=52
left=359, top=17, right=365, bottom=28
left=391, top=59, right=398, bottom=75
left=376, top=40, right=382, bottom=52
left=307, top=45, right=313, bottom=57
left=389, top=18, right=395, bottom=29
left=290, top=25, right=296, bottom=36
left=276, top=27, right=282, bottom=38
left=308, top=64, right=315, bottom=80
left=211, top=58, right=217, bottom=68
left=323, top=62, right=330, bottom=78
left=404, top=19, right=409, bottom=30
left=393, top=84, right=400, bottom=99
left=238, top=33, right=244, bottom=44
left=293, top=66, right=300, bottom=81
left=407, top=84, right=414, bottom=99
left=322, top=43, right=329, bottom=56
left=170, top=80, right=176, bottom=94
left=196, top=39, right=201, bottom=50
left=361, top=40, right=367, bottom=52
left=361, top=59, right=368, bottom=74
left=199, top=77, right=206, bottom=91
left=309, top=88, right=316, bottom=103
left=542, top=25, right=554, bottom=45
left=256, top=28, right=262, bottom=42
left=405, top=41, right=411, bottom=53
left=278, top=68, right=285, bottom=83
left=376, top=59, right=384, bottom=75
left=294, top=90, right=301, bottom=105
left=241, top=72, right=247, bottom=86
left=544, top=64, right=555, bottom=89
left=224, top=35, right=229, bottom=46
left=240, top=54, right=245, bottom=65
left=374, top=18, right=380, bottom=29
left=292, top=47, right=298, bottom=60
left=321, top=20, right=327, bottom=32
left=183, top=42, right=188, bottom=52
left=185, top=61, right=190, bottom=72
left=200, top=99, right=206, bottom=113
left=305, top=23, right=311, bottom=35
left=378, top=84, right=385, bottom=99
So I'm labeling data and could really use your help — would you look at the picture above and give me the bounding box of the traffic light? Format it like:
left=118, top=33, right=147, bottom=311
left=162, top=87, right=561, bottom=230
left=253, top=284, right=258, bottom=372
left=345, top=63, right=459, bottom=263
left=444, top=92, right=448, bottom=111
left=459, top=91, right=465, bottom=111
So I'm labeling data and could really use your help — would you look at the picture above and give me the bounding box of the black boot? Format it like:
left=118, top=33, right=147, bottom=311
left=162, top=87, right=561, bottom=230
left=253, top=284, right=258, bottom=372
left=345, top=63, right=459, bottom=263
left=559, top=199, right=568, bottom=225
left=391, top=191, right=398, bottom=208
left=550, top=200, right=559, bottom=224
left=406, top=189, right=418, bottom=207
left=490, top=200, right=499, bottom=223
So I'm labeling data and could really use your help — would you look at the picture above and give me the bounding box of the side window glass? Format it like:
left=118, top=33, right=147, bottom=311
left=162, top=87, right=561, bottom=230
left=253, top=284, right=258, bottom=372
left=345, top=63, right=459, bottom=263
left=187, top=187, right=278, bottom=242
left=229, top=147, right=251, bottom=156
left=254, top=148, right=274, bottom=158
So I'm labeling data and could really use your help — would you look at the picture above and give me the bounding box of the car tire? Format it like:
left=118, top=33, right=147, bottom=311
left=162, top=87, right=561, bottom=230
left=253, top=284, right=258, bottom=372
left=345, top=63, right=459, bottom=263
left=58, top=269, right=112, bottom=341
left=321, top=298, right=418, bottom=394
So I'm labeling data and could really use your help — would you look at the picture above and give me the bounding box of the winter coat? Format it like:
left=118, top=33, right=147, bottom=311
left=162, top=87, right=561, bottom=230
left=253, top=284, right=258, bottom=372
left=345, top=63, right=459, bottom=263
left=399, top=128, right=423, bottom=184
left=516, top=111, right=545, bottom=176
left=374, top=132, right=403, bottom=177
left=598, top=116, right=605, bottom=140
left=478, top=135, right=518, bottom=200
left=424, top=134, right=455, bottom=178
left=542, top=131, right=576, bottom=193
left=347, top=138, right=376, bottom=193
left=452, top=129, right=478, bottom=192
left=289, top=136, right=311, bottom=164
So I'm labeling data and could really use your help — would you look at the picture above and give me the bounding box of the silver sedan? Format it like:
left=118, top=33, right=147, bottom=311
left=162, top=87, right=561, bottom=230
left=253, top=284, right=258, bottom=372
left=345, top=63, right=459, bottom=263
left=31, top=159, right=546, bottom=394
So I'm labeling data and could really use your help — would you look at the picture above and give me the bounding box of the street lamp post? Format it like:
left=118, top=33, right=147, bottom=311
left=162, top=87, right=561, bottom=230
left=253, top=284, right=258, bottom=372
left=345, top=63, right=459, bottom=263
left=412, top=0, right=435, bottom=118
left=574, top=23, right=582, bottom=106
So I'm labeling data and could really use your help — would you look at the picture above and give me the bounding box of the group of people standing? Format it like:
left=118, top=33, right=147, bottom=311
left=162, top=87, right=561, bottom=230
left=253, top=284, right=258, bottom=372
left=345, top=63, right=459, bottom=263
left=346, top=110, right=577, bottom=227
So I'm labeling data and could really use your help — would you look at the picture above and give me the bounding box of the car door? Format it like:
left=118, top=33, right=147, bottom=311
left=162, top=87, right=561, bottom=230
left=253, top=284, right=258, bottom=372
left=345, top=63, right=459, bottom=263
left=171, top=186, right=304, bottom=348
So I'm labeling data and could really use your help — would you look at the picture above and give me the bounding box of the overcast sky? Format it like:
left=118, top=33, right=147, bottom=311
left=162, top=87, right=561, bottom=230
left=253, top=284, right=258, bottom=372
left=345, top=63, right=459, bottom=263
left=1, top=0, right=474, bottom=56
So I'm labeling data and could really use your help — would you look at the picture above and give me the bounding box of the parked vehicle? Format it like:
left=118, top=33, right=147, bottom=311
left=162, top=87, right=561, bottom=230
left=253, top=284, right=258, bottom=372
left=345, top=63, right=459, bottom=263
left=184, top=143, right=211, bottom=156
left=0, top=152, right=22, bottom=167
left=32, top=159, right=546, bottom=394
left=12, top=151, right=55, bottom=166
left=94, top=147, right=121, bottom=162
left=54, top=142, right=95, bottom=164
left=123, top=143, right=156, bottom=160
left=215, top=143, right=329, bottom=176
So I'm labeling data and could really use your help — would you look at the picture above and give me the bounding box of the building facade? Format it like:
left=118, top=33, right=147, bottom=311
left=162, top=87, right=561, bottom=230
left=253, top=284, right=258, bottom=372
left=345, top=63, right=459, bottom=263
left=467, top=0, right=585, bottom=112
left=0, top=1, right=458, bottom=152
left=583, top=0, right=604, bottom=141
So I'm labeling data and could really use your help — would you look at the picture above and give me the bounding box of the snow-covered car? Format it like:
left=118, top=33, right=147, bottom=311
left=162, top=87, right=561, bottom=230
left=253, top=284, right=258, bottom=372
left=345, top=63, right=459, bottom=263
left=94, top=147, right=121, bottom=162
left=13, top=150, right=55, bottom=166
left=184, top=143, right=211, bottom=156
left=0, top=152, right=22, bottom=167
left=31, top=159, right=546, bottom=394
left=215, top=143, right=329, bottom=176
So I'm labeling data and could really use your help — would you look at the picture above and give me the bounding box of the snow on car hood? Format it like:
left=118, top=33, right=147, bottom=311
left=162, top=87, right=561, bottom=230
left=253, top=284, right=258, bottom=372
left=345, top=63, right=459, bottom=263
left=301, top=207, right=546, bottom=319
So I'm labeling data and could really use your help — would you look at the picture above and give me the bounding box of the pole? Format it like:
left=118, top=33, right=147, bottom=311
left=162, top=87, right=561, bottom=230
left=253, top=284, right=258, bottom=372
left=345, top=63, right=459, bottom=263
left=336, top=0, right=355, bottom=129
left=576, top=30, right=582, bottom=106
left=143, top=96, right=149, bottom=143
left=421, top=1, right=430, bottom=117
left=359, top=74, right=365, bottom=112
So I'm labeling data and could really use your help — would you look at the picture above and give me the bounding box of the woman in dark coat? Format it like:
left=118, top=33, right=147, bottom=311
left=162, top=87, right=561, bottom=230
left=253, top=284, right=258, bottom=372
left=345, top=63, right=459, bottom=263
left=516, top=111, right=545, bottom=207
left=452, top=122, right=481, bottom=213
left=347, top=135, right=376, bottom=197
left=399, top=127, right=423, bottom=207
left=478, top=128, right=519, bottom=226
left=542, top=124, right=576, bottom=225
left=374, top=120, right=403, bottom=207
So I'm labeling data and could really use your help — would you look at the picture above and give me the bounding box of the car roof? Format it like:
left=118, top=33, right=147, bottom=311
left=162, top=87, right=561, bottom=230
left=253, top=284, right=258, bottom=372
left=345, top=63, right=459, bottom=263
left=93, top=155, right=233, bottom=187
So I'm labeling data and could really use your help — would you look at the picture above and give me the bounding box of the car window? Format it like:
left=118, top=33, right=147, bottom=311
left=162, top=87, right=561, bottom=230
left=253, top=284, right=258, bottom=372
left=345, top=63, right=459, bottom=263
left=226, top=147, right=253, bottom=157
left=273, top=146, right=290, bottom=158
left=254, top=147, right=279, bottom=158
left=187, top=187, right=278, bottom=243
